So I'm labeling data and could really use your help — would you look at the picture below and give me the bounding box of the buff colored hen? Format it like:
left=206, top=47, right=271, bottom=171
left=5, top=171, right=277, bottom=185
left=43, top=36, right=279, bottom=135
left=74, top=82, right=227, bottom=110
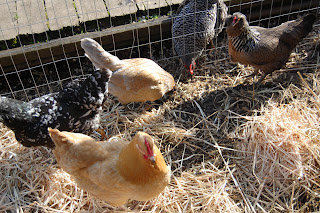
left=48, top=128, right=170, bottom=206
left=81, top=38, right=175, bottom=105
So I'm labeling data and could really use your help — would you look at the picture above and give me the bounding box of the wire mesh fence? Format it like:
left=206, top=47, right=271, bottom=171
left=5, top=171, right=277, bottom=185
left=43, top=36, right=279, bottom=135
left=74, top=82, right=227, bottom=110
left=0, top=0, right=319, bottom=101
left=0, top=1, right=320, bottom=212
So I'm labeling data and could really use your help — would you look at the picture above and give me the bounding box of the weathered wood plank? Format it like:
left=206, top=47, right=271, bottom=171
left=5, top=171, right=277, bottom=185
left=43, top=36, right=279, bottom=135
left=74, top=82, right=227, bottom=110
left=45, top=0, right=79, bottom=31
left=166, top=0, right=184, bottom=6
left=0, top=0, right=18, bottom=40
left=16, top=0, right=48, bottom=34
left=136, top=0, right=168, bottom=10
left=105, top=0, right=137, bottom=17
left=74, top=0, right=108, bottom=22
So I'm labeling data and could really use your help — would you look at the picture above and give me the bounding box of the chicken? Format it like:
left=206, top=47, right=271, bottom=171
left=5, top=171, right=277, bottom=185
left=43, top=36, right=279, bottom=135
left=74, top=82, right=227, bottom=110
left=226, top=12, right=316, bottom=86
left=0, top=68, right=112, bottom=147
left=172, top=0, right=228, bottom=74
left=81, top=38, right=175, bottom=105
left=48, top=128, right=170, bottom=206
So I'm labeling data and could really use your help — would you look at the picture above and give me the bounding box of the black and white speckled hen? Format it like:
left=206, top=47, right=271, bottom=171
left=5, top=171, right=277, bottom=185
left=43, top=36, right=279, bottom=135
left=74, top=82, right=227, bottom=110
left=226, top=12, right=316, bottom=86
left=172, top=0, right=228, bottom=74
left=0, top=68, right=112, bottom=147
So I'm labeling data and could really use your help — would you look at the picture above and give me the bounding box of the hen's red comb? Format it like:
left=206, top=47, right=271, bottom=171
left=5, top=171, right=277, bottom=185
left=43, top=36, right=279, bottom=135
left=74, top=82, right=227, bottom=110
left=189, top=64, right=194, bottom=75
left=145, top=138, right=153, bottom=156
left=233, top=16, right=237, bottom=23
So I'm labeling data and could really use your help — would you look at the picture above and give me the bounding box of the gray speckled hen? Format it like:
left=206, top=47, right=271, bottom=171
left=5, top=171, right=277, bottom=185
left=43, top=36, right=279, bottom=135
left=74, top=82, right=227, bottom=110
left=172, top=0, right=228, bottom=74
left=0, top=68, right=112, bottom=147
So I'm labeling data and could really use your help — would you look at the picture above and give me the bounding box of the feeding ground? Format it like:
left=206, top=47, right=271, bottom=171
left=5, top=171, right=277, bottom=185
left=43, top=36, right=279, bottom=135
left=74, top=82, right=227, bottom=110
left=0, top=16, right=320, bottom=212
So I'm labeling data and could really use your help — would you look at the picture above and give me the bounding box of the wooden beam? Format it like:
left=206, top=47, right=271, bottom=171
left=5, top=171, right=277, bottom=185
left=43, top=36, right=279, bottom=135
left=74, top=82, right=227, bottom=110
left=0, top=16, right=172, bottom=72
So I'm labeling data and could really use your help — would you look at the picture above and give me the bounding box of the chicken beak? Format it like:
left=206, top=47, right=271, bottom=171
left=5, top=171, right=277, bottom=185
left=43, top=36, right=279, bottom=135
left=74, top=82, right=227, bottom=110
left=149, top=156, right=156, bottom=164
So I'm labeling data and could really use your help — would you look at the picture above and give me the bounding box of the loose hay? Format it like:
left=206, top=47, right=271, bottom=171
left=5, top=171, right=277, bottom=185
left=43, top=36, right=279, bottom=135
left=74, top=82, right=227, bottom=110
left=230, top=81, right=320, bottom=211
left=0, top=124, right=240, bottom=212
left=1, top=16, right=320, bottom=213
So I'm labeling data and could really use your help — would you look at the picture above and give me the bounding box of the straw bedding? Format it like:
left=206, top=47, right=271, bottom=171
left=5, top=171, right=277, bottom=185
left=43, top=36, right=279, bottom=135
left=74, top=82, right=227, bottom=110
left=0, top=18, right=320, bottom=212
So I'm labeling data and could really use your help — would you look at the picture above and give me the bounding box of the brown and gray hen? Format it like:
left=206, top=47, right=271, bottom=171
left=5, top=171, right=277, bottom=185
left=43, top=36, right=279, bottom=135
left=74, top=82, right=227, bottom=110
left=172, top=0, right=228, bottom=74
left=226, top=12, right=316, bottom=86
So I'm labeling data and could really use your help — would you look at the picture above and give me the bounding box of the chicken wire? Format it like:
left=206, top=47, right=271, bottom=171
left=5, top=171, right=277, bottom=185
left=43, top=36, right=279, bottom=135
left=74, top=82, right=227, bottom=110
left=0, top=0, right=319, bottom=101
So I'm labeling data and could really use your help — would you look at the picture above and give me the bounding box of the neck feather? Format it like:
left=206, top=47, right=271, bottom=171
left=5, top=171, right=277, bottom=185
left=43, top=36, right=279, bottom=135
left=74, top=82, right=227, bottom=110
left=228, top=26, right=260, bottom=52
left=103, top=54, right=123, bottom=71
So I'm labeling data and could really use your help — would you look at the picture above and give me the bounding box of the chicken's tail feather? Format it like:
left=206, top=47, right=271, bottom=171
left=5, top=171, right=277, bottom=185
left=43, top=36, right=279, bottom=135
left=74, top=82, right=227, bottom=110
left=0, top=96, right=35, bottom=125
left=281, top=13, right=316, bottom=48
left=299, top=13, right=316, bottom=37
left=81, top=38, right=121, bottom=71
